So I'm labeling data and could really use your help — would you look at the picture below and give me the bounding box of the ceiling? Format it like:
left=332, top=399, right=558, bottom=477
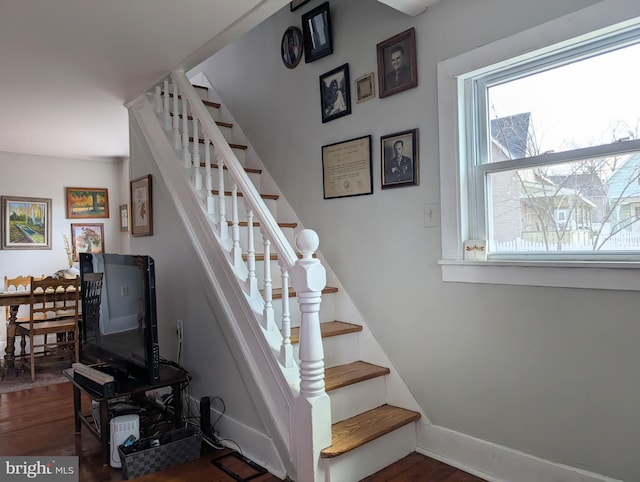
left=0, top=0, right=288, bottom=162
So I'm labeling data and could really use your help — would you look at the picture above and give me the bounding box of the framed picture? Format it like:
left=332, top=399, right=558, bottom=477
left=322, top=135, right=373, bottom=199
left=320, top=63, right=351, bottom=123
left=355, top=72, right=376, bottom=103
left=71, top=223, right=104, bottom=261
left=119, top=204, right=129, bottom=232
left=66, top=187, right=109, bottom=219
left=1, top=196, right=52, bottom=250
left=281, top=26, right=303, bottom=69
left=130, top=175, right=153, bottom=237
left=290, top=0, right=311, bottom=11
left=377, top=27, right=418, bottom=98
left=381, top=129, right=419, bottom=188
left=302, top=2, right=332, bottom=63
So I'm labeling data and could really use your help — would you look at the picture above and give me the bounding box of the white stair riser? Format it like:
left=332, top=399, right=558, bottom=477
left=323, top=423, right=417, bottom=482
left=183, top=142, right=245, bottom=166
left=293, top=330, right=360, bottom=368
left=196, top=168, right=261, bottom=193
left=328, top=377, right=387, bottom=423
left=192, top=189, right=277, bottom=221
left=275, top=292, right=337, bottom=329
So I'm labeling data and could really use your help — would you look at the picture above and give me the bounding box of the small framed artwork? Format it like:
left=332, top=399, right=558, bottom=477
left=322, top=135, right=373, bottom=199
left=66, top=187, right=109, bottom=219
left=302, top=2, right=332, bottom=63
left=290, top=0, right=311, bottom=11
left=381, top=128, right=419, bottom=189
left=1, top=196, right=52, bottom=250
left=377, top=27, right=418, bottom=98
left=281, top=26, right=303, bottom=69
left=355, top=72, right=376, bottom=103
left=130, top=175, right=153, bottom=237
left=119, top=204, right=129, bottom=232
left=71, top=223, right=104, bottom=261
left=320, top=63, right=351, bottom=123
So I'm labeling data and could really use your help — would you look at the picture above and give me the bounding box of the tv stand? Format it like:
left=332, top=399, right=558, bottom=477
left=63, top=364, right=189, bottom=466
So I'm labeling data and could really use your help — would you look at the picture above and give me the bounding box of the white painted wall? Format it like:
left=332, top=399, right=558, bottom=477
left=0, top=151, right=127, bottom=350
left=190, top=0, right=640, bottom=480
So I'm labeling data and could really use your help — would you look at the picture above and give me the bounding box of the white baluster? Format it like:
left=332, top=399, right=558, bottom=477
left=245, top=209, right=257, bottom=296
left=163, top=80, right=171, bottom=131
left=231, top=184, right=241, bottom=267
left=262, top=237, right=275, bottom=330
left=181, top=98, right=190, bottom=168
left=172, top=82, right=180, bottom=150
left=154, top=86, right=162, bottom=113
left=290, top=229, right=326, bottom=397
left=205, top=139, right=215, bottom=216
left=192, top=117, right=202, bottom=191
left=280, top=266, right=292, bottom=367
left=216, top=153, right=227, bottom=240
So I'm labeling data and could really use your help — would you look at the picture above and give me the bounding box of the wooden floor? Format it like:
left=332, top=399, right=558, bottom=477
left=0, top=381, right=485, bottom=481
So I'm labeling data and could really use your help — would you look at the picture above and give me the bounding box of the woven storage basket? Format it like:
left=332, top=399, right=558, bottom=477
left=118, top=427, right=201, bottom=479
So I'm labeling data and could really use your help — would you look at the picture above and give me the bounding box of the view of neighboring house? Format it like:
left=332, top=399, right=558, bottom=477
left=487, top=113, right=640, bottom=252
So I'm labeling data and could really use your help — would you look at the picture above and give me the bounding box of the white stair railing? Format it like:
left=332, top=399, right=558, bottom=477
left=147, top=70, right=331, bottom=482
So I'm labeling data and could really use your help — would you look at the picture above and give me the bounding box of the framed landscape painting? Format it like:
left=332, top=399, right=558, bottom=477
left=1, top=196, right=52, bottom=250
left=66, top=187, right=109, bottom=219
left=71, top=223, right=104, bottom=261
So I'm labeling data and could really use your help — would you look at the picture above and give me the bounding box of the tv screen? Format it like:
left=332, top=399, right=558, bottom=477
left=79, top=253, right=160, bottom=384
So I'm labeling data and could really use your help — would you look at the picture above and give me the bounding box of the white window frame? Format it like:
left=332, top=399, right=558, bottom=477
left=437, top=0, right=640, bottom=291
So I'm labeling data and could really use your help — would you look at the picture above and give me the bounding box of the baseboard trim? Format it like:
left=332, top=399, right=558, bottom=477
left=184, top=394, right=287, bottom=480
left=416, top=423, right=621, bottom=482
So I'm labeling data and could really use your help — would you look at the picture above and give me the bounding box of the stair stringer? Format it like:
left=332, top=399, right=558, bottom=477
left=128, top=93, right=301, bottom=480
left=190, top=71, right=430, bottom=423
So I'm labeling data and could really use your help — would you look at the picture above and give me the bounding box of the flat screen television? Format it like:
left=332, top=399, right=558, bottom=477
left=79, top=253, right=160, bottom=384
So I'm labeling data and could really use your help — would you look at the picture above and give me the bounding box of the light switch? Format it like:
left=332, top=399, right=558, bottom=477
left=424, top=203, right=439, bottom=228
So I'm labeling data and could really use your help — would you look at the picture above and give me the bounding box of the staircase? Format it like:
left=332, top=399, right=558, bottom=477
left=128, top=70, right=425, bottom=482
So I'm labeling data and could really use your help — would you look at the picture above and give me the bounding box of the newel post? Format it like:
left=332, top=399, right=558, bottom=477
left=290, top=229, right=330, bottom=482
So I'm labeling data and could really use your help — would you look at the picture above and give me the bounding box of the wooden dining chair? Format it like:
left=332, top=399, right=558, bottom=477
left=18, top=276, right=80, bottom=382
left=4, top=274, right=45, bottom=360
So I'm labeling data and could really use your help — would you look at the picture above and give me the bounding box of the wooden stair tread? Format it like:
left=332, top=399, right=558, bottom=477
left=211, top=189, right=279, bottom=200
left=291, top=320, right=362, bottom=344
left=268, top=286, right=338, bottom=299
left=227, top=221, right=297, bottom=228
left=164, top=92, right=220, bottom=109
left=324, top=361, right=390, bottom=392
left=171, top=113, right=233, bottom=129
left=321, top=404, right=421, bottom=458
left=188, top=136, right=248, bottom=150
left=197, top=163, right=261, bottom=174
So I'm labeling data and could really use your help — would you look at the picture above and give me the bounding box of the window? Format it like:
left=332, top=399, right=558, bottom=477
left=438, top=2, right=640, bottom=290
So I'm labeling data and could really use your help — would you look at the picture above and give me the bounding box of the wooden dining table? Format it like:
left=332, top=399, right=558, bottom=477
left=0, top=288, right=79, bottom=377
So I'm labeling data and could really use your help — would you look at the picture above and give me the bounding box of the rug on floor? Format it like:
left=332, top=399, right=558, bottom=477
left=0, top=365, right=69, bottom=394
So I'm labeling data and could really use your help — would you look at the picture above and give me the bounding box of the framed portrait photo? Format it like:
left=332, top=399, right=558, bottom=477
left=355, top=72, right=376, bottom=103
left=381, top=128, right=419, bottom=189
left=66, top=187, right=109, bottom=219
left=302, top=2, right=333, bottom=63
left=1, top=196, right=52, bottom=250
left=320, top=63, right=351, bottom=123
left=290, top=0, right=311, bottom=11
left=130, top=175, right=153, bottom=237
left=281, top=26, right=303, bottom=69
left=71, top=223, right=104, bottom=261
left=377, top=27, right=418, bottom=98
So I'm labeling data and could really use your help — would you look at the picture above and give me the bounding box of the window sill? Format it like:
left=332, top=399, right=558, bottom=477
left=439, top=259, right=640, bottom=291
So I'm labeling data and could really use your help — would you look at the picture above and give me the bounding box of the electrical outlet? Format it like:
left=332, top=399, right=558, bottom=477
left=120, top=284, right=129, bottom=296
left=176, top=319, right=184, bottom=343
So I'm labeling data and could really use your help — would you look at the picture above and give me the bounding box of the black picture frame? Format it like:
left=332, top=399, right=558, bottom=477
left=322, top=135, right=373, bottom=199
left=281, top=26, right=303, bottom=69
left=290, top=0, right=311, bottom=11
left=377, top=27, right=418, bottom=98
left=381, top=128, right=419, bottom=188
left=302, top=2, right=333, bottom=63
left=319, top=63, right=351, bottom=123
